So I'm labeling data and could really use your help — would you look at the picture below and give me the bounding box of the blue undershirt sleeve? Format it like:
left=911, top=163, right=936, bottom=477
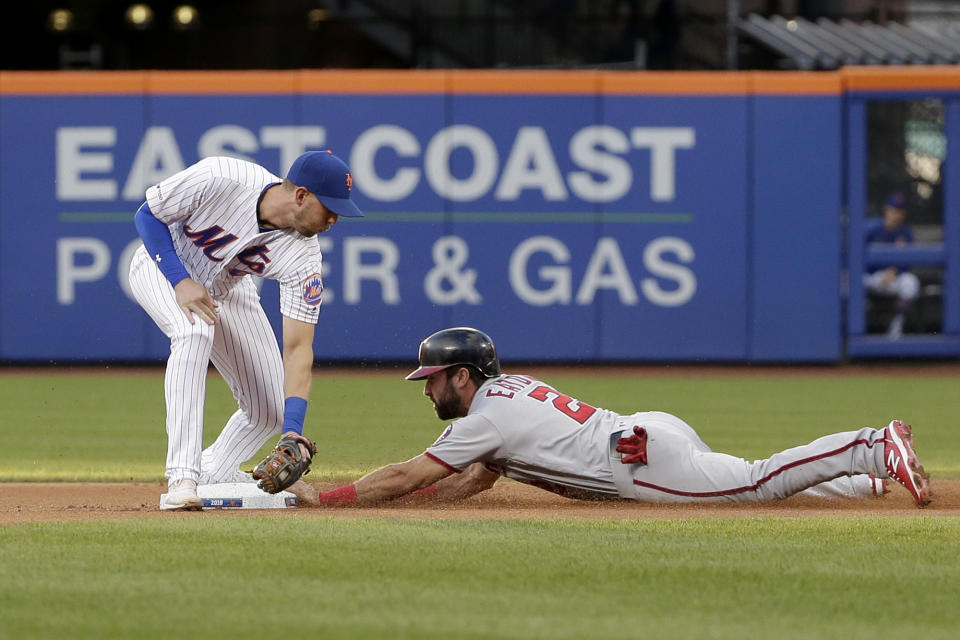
left=134, top=201, right=191, bottom=287
left=282, top=397, right=308, bottom=435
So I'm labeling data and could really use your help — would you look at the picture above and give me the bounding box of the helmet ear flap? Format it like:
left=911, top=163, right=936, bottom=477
left=405, top=327, right=501, bottom=380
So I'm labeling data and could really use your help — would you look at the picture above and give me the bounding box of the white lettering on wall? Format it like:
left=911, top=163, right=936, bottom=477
left=568, top=125, right=632, bottom=202
left=425, top=125, right=499, bottom=201
left=509, top=235, right=696, bottom=307
left=495, top=126, right=568, bottom=201
left=509, top=236, right=572, bottom=306
left=197, top=125, right=259, bottom=163
left=342, top=237, right=400, bottom=304
left=57, top=237, right=111, bottom=304
left=260, top=126, right=325, bottom=175
left=630, top=127, right=695, bottom=202
left=641, top=236, right=697, bottom=306
left=122, top=127, right=186, bottom=200
left=56, top=127, right=117, bottom=200
left=575, top=237, right=639, bottom=304
left=351, top=125, right=421, bottom=202
left=56, top=123, right=697, bottom=204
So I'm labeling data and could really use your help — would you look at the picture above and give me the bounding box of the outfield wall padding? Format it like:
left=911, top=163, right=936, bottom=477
left=1, top=69, right=957, bottom=362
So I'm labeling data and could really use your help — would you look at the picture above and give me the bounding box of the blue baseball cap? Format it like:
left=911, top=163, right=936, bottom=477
left=885, top=192, right=907, bottom=210
left=286, top=151, right=363, bottom=218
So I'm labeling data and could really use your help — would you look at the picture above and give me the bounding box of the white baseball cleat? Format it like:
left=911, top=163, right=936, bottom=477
left=882, top=420, right=931, bottom=507
left=159, top=478, right=203, bottom=511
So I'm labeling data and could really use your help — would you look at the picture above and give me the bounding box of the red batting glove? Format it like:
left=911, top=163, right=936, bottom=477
left=615, top=426, right=648, bottom=464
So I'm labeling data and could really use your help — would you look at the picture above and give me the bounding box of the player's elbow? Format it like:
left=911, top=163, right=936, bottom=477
left=467, top=478, right=496, bottom=497
left=464, top=464, right=499, bottom=493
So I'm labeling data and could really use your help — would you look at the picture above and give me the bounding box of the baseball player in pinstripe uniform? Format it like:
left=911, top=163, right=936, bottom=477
left=128, top=150, right=362, bottom=510
left=291, top=327, right=932, bottom=508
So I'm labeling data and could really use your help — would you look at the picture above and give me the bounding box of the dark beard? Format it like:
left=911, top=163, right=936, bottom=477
left=432, top=378, right=462, bottom=420
left=433, top=394, right=461, bottom=420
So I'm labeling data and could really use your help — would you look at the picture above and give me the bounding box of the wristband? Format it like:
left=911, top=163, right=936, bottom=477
left=282, top=397, right=308, bottom=435
left=317, top=483, right=357, bottom=505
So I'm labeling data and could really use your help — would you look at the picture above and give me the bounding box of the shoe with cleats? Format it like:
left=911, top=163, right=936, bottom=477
left=882, top=420, right=932, bottom=507
left=159, top=478, right=203, bottom=511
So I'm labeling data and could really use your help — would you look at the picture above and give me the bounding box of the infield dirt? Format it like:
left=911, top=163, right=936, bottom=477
left=2, top=479, right=957, bottom=526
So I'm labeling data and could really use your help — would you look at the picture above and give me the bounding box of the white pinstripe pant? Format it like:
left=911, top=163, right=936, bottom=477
left=129, top=246, right=284, bottom=485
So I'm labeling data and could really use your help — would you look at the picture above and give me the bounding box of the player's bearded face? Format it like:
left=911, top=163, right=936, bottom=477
left=428, top=372, right=463, bottom=420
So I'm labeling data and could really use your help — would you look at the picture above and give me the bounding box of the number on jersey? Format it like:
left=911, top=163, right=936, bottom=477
left=527, top=385, right=597, bottom=424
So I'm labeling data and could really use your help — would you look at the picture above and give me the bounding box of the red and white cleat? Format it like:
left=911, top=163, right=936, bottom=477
left=868, top=475, right=888, bottom=496
left=882, top=420, right=932, bottom=507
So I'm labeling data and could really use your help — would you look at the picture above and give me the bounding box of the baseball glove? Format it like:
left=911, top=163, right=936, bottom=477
left=252, top=433, right=318, bottom=494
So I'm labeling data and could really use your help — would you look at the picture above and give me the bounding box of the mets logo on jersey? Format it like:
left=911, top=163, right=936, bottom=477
left=301, top=273, right=324, bottom=306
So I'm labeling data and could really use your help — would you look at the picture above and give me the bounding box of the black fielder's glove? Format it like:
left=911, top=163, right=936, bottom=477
left=252, top=433, right=318, bottom=493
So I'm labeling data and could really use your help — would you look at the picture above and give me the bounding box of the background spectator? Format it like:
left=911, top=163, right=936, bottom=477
left=863, top=192, right=920, bottom=339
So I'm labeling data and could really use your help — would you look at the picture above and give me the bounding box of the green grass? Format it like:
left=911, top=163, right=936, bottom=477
left=1, top=367, right=958, bottom=639
left=0, top=368, right=957, bottom=480
left=1, top=516, right=958, bottom=639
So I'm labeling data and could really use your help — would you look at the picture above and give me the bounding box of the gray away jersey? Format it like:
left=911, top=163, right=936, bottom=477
left=145, top=156, right=325, bottom=324
left=425, top=374, right=622, bottom=497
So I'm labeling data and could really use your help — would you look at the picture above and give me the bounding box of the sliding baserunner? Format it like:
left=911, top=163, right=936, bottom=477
left=290, top=327, right=931, bottom=508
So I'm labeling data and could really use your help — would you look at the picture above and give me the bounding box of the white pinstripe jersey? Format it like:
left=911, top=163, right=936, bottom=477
left=145, top=156, right=325, bottom=324
left=425, top=374, right=622, bottom=498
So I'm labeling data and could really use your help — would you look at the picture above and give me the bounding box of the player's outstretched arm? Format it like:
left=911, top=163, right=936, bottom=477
left=356, top=454, right=453, bottom=502
left=249, top=318, right=318, bottom=495
left=290, top=454, right=455, bottom=507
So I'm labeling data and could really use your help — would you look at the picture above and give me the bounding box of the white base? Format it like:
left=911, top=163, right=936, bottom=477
left=188, top=482, right=297, bottom=509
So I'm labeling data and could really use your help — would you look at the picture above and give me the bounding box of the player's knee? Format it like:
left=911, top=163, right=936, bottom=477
left=263, top=406, right=284, bottom=432
left=171, top=321, right=215, bottom=351
left=244, top=397, right=283, bottom=432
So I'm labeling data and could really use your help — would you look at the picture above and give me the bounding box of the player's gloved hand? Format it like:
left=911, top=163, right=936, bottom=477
left=615, top=426, right=648, bottom=465
left=252, top=432, right=318, bottom=493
